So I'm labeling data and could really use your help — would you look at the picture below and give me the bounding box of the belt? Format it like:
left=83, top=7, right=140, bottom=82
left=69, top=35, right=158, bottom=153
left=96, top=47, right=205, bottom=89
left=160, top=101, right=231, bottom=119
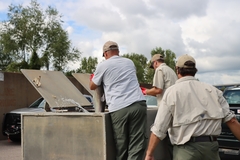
left=189, top=136, right=217, bottom=142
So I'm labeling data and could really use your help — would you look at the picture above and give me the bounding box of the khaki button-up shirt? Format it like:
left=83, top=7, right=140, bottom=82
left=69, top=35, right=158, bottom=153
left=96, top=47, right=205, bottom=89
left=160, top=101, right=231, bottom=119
left=152, top=63, right=177, bottom=106
left=151, top=76, right=235, bottom=145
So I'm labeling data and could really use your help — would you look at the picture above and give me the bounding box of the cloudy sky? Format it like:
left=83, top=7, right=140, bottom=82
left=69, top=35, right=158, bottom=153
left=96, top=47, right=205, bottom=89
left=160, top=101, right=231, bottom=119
left=0, top=0, right=240, bottom=86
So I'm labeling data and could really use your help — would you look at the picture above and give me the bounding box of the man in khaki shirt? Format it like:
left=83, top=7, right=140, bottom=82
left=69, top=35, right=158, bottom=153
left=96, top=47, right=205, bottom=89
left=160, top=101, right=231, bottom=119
left=145, top=54, right=177, bottom=160
left=145, top=54, right=177, bottom=105
left=145, top=54, right=240, bottom=160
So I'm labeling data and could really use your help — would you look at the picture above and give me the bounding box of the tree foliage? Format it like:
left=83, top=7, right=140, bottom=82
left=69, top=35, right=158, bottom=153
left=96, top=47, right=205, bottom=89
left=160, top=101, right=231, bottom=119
left=6, top=60, right=29, bottom=72
left=144, top=47, right=177, bottom=84
left=0, top=0, right=178, bottom=85
left=76, top=56, right=98, bottom=74
left=0, top=0, right=80, bottom=72
left=29, top=51, right=41, bottom=69
left=122, top=53, right=148, bottom=83
left=150, top=47, right=176, bottom=70
left=0, top=44, right=12, bottom=71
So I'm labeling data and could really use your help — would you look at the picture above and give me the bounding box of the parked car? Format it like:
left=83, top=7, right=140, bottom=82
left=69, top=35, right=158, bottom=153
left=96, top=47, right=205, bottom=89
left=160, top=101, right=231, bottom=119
left=218, top=86, right=240, bottom=159
left=2, top=95, right=94, bottom=142
left=83, top=94, right=94, bottom=106
left=2, top=97, right=44, bottom=142
left=145, top=95, right=157, bottom=108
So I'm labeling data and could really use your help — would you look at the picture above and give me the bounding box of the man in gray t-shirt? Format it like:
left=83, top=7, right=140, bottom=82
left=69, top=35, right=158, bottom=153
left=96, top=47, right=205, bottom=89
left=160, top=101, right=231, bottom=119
left=90, top=41, right=147, bottom=160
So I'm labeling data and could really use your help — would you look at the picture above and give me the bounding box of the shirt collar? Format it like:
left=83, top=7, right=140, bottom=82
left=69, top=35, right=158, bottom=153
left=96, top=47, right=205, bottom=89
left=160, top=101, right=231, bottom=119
left=108, top=55, right=119, bottom=60
left=176, top=76, right=198, bottom=84
left=156, top=63, right=166, bottom=69
left=160, top=63, right=166, bottom=66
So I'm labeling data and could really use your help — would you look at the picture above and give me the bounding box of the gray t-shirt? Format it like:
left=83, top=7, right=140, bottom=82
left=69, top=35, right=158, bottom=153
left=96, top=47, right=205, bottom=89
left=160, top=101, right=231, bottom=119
left=92, top=55, right=145, bottom=112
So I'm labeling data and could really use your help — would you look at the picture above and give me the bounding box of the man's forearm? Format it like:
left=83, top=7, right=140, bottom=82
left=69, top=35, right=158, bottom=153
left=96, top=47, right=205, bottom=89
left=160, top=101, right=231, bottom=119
left=145, top=133, right=161, bottom=160
left=89, top=80, right=98, bottom=90
left=226, top=117, right=240, bottom=140
left=146, top=87, right=162, bottom=96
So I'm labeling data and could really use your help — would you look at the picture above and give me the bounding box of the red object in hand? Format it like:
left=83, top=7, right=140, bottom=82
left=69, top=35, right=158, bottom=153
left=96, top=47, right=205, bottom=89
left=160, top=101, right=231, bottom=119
left=90, top=74, right=94, bottom=81
left=140, top=87, right=147, bottom=95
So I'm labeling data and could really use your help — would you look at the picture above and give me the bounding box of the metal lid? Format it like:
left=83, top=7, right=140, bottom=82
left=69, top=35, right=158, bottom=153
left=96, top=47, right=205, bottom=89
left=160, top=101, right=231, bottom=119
left=21, top=69, right=91, bottom=109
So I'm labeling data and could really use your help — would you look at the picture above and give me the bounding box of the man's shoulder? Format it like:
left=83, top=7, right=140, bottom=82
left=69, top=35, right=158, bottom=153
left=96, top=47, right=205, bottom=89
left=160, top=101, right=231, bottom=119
left=120, top=56, right=133, bottom=62
left=157, top=64, right=176, bottom=74
left=110, top=56, right=132, bottom=62
left=199, top=81, right=220, bottom=91
left=177, top=78, right=219, bottom=91
left=158, top=63, right=172, bottom=70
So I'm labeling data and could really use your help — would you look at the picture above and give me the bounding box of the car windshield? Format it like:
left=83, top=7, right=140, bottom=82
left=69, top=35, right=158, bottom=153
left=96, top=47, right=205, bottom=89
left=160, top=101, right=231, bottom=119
left=38, top=99, right=46, bottom=108
left=145, top=95, right=157, bottom=106
left=223, top=90, right=240, bottom=104
left=85, top=96, right=92, bottom=104
left=29, top=97, right=44, bottom=108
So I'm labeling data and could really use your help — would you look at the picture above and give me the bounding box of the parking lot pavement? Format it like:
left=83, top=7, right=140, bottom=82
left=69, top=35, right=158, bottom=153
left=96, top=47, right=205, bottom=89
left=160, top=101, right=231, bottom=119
left=0, top=140, right=21, bottom=160
left=0, top=139, right=236, bottom=160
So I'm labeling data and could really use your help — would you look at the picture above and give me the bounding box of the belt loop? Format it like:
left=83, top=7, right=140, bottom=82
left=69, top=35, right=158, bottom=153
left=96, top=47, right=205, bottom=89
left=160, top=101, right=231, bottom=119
left=210, top=136, right=213, bottom=141
left=192, top=137, right=196, bottom=142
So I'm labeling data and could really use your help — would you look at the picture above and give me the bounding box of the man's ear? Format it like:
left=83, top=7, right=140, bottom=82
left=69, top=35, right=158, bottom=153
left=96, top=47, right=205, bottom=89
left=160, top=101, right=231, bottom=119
left=175, top=67, right=179, bottom=74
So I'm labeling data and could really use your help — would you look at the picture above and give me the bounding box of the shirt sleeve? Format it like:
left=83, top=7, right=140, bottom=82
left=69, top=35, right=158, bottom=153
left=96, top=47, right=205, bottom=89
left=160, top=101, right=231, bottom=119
left=217, top=90, right=235, bottom=123
left=152, top=68, right=164, bottom=89
left=150, top=98, right=172, bottom=140
left=92, top=63, right=104, bottom=86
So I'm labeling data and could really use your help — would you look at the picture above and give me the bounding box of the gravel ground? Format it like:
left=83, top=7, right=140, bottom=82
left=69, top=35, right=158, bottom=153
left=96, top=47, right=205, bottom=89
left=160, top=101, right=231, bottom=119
left=0, top=140, right=21, bottom=160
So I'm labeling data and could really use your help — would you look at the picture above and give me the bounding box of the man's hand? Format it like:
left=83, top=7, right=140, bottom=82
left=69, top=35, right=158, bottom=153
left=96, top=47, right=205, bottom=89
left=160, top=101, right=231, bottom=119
left=145, top=155, right=155, bottom=160
left=89, top=74, right=98, bottom=90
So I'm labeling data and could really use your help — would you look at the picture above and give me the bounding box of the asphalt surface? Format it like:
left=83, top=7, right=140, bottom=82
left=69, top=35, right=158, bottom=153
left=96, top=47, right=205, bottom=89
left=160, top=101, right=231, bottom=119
left=0, top=139, right=237, bottom=160
left=0, top=139, right=21, bottom=160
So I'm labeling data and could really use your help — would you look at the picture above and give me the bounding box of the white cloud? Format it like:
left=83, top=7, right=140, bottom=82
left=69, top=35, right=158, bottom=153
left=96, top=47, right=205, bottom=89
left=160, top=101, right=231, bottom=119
left=66, top=26, right=73, bottom=35
left=197, top=70, right=240, bottom=85
left=149, top=0, right=209, bottom=19
left=1, top=0, right=240, bottom=85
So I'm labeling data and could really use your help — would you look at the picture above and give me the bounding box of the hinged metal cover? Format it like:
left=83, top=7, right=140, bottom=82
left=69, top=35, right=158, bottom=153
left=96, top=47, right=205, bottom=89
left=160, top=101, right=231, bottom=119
left=72, top=73, right=94, bottom=96
left=21, top=69, right=91, bottom=108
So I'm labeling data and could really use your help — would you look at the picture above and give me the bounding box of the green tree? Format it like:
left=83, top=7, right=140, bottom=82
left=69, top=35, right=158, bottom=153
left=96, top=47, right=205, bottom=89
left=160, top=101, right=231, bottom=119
left=145, top=47, right=177, bottom=84
left=122, top=53, right=148, bottom=83
left=164, top=49, right=177, bottom=70
left=29, top=50, right=41, bottom=69
left=0, top=43, right=12, bottom=70
left=77, top=56, right=98, bottom=73
left=6, top=60, right=29, bottom=72
left=149, top=47, right=176, bottom=69
left=0, top=0, right=80, bottom=72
